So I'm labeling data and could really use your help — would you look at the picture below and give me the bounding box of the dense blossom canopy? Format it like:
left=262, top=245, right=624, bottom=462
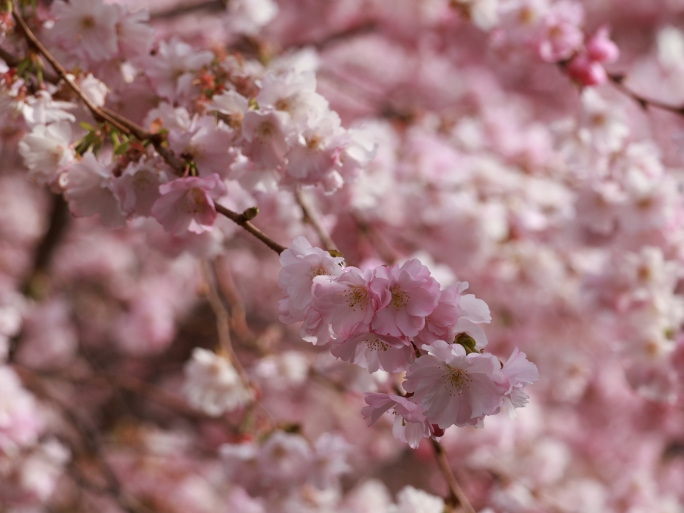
left=1, top=0, right=684, bottom=512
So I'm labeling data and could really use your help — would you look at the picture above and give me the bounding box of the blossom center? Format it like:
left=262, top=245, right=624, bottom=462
left=256, top=122, right=275, bottom=141
left=389, top=285, right=409, bottom=310
left=307, top=265, right=329, bottom=279
left=306, top=135, right=322, bottom=150
left=178, top=188, right=209, bottom=214
left=343, top=286, right=368, bottom=311
left=133, top=170, right=154, bottom=190
left=275, top=97, right=292, bottom=112
left=366, top=337, right=388, bottom=352
left=444, top=368, right=471, bottom=396
left=81, top=16, right=95, bottom=29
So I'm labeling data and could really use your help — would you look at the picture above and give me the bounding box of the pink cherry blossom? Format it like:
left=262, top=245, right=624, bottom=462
left=330, top=331, right=414, bottom=372
left=452, top=292, right=492, bottom=349
left=183, top=348, right=254, bottom=416
left=500, top=348, right=539, bottom=417
left=168, top=116, right=237, bottom=179
left=536, top=1, right=584, bottom=62
left=18, top=121, right=74, bottom=185
left=114, top=159, right=169, bottom=217
left=312, top=267, right=377, bottom=338
left=64, top=152, right=126, bottom=228
left=143, top=39, right=214, bottom=101
left=415, top=283, right=464, bottom=346
left=567, top=54, right=608, bottom=86
left=151, top=173, right=227, bottom=235
left=585, top=26, right=620, bottom=63
left=278, top=236, right=344, bottom=324
left=370, top=259, right=441, bottom=338
left=0, top=366, right=44, bottom=454
left=403, top=340, right=507, bottom=428
left=241, top=109, right=292, bottom=169
left=362, top=393, right=433, bottom=449
left=49, top=0, right=119, bottom=62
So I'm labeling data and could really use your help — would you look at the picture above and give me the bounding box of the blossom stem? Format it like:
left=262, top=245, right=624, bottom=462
left=352, top=212, right=398, bottom=264
left=295, top=187, right=339, bottom=252
left=607, top=73, right=684, bottom=116
left=215, top=204, right=287, bottom=254
left=200, top=260, right=251, bottom=383
left=214, top=256, right=256, bottom=343
left=430, top=438, right=477, bottom=513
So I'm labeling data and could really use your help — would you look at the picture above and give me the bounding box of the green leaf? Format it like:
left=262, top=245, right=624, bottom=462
left=114, top=141, right=131, bottom=156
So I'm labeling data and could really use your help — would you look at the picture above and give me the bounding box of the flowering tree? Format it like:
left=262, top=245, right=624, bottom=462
left=1, top=0, right=683, bottom=511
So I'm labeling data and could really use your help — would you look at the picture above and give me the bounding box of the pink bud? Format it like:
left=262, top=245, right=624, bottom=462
left=586, top=26, right=620, bottom=63
left=567, top=54, right=608, bottom=87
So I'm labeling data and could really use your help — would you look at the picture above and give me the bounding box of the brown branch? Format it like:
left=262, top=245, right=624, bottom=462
left=215, top=204, right=287, bottom=254
left=289, top=21, right=378, bottom=51
left=94, top=371, right=209, bottom=420
left=430, top=438, right=477, bottom=513
left=608, top=73, right=684, bottom=117
left=200, top=260, right=252, bottom=386
left=214, top=256, right=255, bottom=342
left=352, top=212, right=398, bottom=264
left=295, top=188, right=339, bottom=252
left=150, top=0, right=226, bottom=20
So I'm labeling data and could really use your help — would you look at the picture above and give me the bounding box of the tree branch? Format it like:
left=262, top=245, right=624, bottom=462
left=295, top=188, right=339, bottom=253
left=430, top=438, right=477, bottom=513
left=215, top=204, right=287, bottom=254
left=200, top=260, right=252, bottom=387
left=608, top=73, right=684, bottom=117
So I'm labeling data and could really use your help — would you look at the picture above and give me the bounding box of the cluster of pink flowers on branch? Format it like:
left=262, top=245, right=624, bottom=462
left=278, top=237, right=538, bottom=448
left=12, top=0, right=374, bottom=241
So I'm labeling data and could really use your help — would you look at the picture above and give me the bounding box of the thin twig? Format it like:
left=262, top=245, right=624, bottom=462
left=289, top=21, right=378, bottom=51
left=19, top=194, right=69, bottom=298
left=200, top=260, right=252, bottom=386
left=295, top=188, right=338, bottom=252
left=215, top=204, right=287, bottom=254
left=430, top=438, right=477, bottom=513
left=352, top=212, right=398, bottom=264
left=150, top=0, right=226, bottom=20
left=94, top=371, right=210, bottom=420
left=214, top=256, right=255, bottom=342
left=608, top=73, right=684, bottom=117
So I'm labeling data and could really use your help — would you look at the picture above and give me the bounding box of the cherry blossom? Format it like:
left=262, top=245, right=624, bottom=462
left=64, top=152, right=126, bottom=228
left=18, top=121, right=74, bottom=185
left=151, top=173, right=227, bottom=235
left=49, top=0, right=119, bottom=62
left=403, top=340, right=509, bottom=429
left=183, top=348, right=254, bottom=416
left=370, top=260, right=441, bottom=338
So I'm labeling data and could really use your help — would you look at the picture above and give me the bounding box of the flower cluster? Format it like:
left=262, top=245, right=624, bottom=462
left=11, top=0, right=374, bottom=243
left=279, top=237, right=538, bottom=447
